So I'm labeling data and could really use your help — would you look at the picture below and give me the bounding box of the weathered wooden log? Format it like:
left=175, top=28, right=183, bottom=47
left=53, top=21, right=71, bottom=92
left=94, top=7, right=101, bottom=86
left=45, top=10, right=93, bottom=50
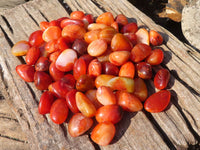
left=0, top=0, right=199, bottom=149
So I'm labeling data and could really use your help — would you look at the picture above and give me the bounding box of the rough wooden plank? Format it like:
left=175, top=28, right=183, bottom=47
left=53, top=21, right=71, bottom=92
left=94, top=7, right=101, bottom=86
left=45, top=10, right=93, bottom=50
left=0, top=138, right=28, bottom=150
left=101, top=112, right=170, bottom=150
left=0, top=0, right=26, bottom=14
left=147, top=75, right=198, bottom=148
left=30, top=0, right=68, bottom=21
left=0, top=0, right=200, bottom=150
left=0, top=100, right=27, bottom=141
left=22, top=0, right=69, bottom=24
left=0, top=99, right=29, bottom=150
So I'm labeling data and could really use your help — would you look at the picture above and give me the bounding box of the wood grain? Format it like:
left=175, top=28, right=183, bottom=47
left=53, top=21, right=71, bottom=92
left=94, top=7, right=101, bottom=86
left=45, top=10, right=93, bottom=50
left=0, top=0, right=27, bottom=14
left=0, top=0, right=199, bottom=149
left=0, top=99, right=29, bottom=150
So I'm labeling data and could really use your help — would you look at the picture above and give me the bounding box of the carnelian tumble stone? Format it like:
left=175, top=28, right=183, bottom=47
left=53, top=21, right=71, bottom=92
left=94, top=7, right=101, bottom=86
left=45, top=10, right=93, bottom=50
left=144, top=90, right=171, bottom=113
left=13, top=11, right=168, bottom=147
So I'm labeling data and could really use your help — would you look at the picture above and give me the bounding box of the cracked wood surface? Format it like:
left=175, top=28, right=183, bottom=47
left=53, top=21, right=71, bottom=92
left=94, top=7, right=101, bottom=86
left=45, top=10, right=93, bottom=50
left=0, top=98, right=29, bottom=150
left=0, top=0, right=199, bottom=149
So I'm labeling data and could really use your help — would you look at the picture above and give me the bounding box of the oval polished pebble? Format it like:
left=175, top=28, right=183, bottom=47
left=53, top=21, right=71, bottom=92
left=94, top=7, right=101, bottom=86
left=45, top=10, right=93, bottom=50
left=60, top=19, right=85, bottom=28
left=146, top=49, right=164, bottom=66
left=16, top=64, right=35, bottom=82
left=70, top=11, right=85, bottom=20
left=62, top=24, right=86, bottom=42
left=87, top=39, right=107, bottom=57
left=121, top=22, right=138, bottom=34
left=73, top=58, right=87, bottom=80
left=91, top=122, right=115, bottom=146
left=135, top=28, right=149, bottom=45
left=11, top=40, right=30, bottom=56
left=130, top=43, right=152, bottom=63
left=55, top=49, right=77, bottom=72
left=115, top=14, right=128, bottom=27
left=49, top=62, right=65, bottom=81
left=144, top=90, right=171, bottom=113
left=84, top=29, right=101, bottom=43
left=45, top=39, right=59, bottom=53
left=34, top=71, right=53, bottom=90
left=111, top=33, right=132, bottom=51
left=75, top=92, right=96, bottom=117
left=49, top=79, right=73, bottom=98
left=109, top=51, right=130, bottom=66
left=133, top=78, right=148, bottom=102
left=117, top=91, right=143, bottom=112
left=154, top=69, right=170, bottom=90
left=68, top=113, right=93, bottom=137
left=72, top=39, right=88, bottom=56
left=38, top=91, right=55, bottom=115
left=42, top=26, right=62, bottom=42
left=96, top=12, right=114, bottom=26
left=65, top=89, right=79, bottom=113
left=95, top=104, right=123, bottom=124
left=96, top=86, right=116, bottom=105
left=29, top=30, right=44, bottom=47
left=35, top=57, right=50, bottom=72
left=26, top=47, right=41, bottom=65
left=149, top=30, right=163, bottom=46
left=136, top=62, right=152, bottom=79
left=102, top=62, right=119, bottom=76
left=119, top=61, right=135, bottom=78
left=50, top=99, right=69, bottom=124
left=87, top=23, right=108, bottom=31
left=88, top=59, right=102, bottom=77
